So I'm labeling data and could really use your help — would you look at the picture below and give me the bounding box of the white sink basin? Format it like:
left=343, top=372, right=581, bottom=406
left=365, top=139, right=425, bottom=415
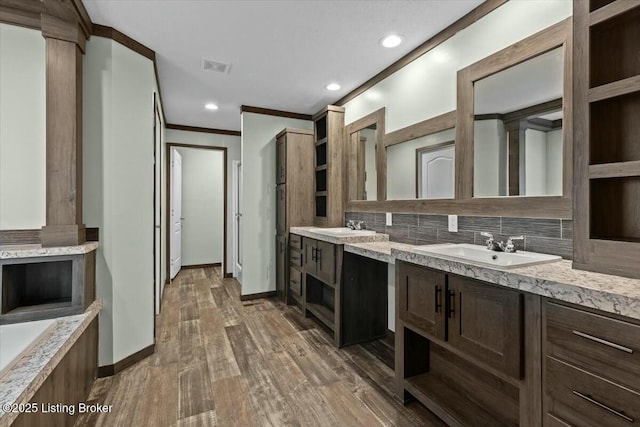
left=311, top=227, right=376, bottom=236
left=413, top=243, right=561, bottom=270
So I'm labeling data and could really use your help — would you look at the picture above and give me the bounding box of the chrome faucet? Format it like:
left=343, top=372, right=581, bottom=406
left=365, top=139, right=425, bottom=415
left=346, top=220, right=365, bottom=230
left=504, top=235, right=524, bottom=253
left=481, top=232, right=524, bottom=253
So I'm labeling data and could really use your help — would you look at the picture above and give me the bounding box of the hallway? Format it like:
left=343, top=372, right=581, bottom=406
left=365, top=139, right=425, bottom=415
left=75, top=267, right=442, bottom=426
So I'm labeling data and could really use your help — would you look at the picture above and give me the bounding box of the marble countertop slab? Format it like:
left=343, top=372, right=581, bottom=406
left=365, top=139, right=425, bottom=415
left=344, top=241, right=415, bottom=264
left=0, top=242, right=99, bottom=259
left=392, top=246, right=640, bottom=321
left=0, top=300, right=102, bottom=426
left=290, top=227, right=388, bottom=245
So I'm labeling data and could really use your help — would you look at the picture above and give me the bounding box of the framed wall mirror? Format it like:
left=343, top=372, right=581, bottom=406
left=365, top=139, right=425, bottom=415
left=346, top=19, right=571, bottom=219
left=456, top=18, right=572, bottom=212
left=345, top=108, right=385, bottom=201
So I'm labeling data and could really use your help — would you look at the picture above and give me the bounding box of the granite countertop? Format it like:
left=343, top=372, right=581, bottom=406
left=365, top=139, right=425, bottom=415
left=344, top=241, right=415, bottom=264
left=0, top=242, right=99, bottom=259
left=290, top=227, right=388, bottom=245
left=392, top=246, right=640, bottom=321
left=0, top=300, right=102, bottom=426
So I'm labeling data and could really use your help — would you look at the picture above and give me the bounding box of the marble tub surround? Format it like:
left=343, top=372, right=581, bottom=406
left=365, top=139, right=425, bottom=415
left=391, top=246, right=640, bottom=321
left=0, top=242, right=99, bottom=259
left=344, top=241, right=414, bottom=264
left=290, top=226, right=388, bottom=245
left=0, top=300, right=102, bottom=426
left=345, top=212, right=573, bottom=259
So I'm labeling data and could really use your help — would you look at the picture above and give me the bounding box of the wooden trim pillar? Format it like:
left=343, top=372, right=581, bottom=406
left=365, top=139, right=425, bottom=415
left=40, top=15, right=87, bottom=247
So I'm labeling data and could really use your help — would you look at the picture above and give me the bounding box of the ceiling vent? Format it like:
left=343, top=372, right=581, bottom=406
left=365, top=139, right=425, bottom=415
left=201, top=58, right=231, bottom=74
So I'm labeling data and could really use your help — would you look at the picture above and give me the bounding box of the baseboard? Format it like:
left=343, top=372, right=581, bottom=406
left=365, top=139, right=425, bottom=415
left=224, top=273, right=233, bottom=278
left=386, top=329, right=395, bottom=341
left=97, top=344, right=155, bottom=377
left=240, top=291, right=277, bottom=301
left=182, top=262, right=221, bottom=270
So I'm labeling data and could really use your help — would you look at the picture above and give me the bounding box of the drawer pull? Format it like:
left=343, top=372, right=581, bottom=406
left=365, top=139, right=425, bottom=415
left=572, top=330, right=634, bottom=354
left=572, top=391, right=634, bottom=423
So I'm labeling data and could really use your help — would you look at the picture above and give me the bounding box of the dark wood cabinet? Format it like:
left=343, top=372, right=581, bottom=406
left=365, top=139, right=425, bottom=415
left=395, top=261, right=531, bottom=426
left=302, top=237, right=335, bottom=284
left=275, top=236, right=286, bottom=299
left=397, top=262, right=446, bottom=341
left=448, top=275, right=523, bottom=379
left=543, top=300, right=640, bottom=426
left=276, top=184, right=286, bottom=235
left=276, top=137, right=286, bottom=185
left=273, top=128, right=314, bottom=304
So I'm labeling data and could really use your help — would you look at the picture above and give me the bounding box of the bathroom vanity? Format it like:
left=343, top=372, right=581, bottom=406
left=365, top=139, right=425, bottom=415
left=289, top=227, right=387, bottom=347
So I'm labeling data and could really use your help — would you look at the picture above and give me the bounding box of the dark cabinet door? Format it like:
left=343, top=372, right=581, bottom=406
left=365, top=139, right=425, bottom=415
left=315, top=240, right=336, bottom=284
left=303, top=237, right=316, bottom=275
left=276, top=136, right=286, bottom=184
left=276, top=184, right=286, bottom=234
left=276, top=236, right=286, bottom=298
left=448, top=275, right=523, bottom=379
left=397, top=262, right=446, bottom=341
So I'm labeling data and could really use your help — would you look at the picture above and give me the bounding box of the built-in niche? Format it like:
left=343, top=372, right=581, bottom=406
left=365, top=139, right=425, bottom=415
left=0, top=252, right=95, bottom=324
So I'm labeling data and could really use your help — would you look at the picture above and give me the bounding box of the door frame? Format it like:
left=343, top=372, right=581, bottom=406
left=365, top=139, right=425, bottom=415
left=153, top=94, right=162, bottom=316
left=165, top=142, right=229, bottom=280
left=232, top=160, right=242, bottom=278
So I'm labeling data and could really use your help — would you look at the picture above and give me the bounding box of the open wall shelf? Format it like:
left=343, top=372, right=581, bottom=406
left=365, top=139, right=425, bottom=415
left=574, top=0, right=640, bottom=278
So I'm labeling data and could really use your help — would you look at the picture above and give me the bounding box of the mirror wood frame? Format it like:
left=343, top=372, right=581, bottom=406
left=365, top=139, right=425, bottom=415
left=345, top=108, right=386, bottom=202
left=347, top=18, right=572, bottom=219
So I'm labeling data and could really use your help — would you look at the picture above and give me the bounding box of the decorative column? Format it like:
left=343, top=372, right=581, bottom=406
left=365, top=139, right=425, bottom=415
left=39, top=14, right=87, bottom=247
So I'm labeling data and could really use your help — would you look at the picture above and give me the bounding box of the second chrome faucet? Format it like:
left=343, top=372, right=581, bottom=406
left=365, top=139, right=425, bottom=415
left=480, top=232, right=524, bottom=253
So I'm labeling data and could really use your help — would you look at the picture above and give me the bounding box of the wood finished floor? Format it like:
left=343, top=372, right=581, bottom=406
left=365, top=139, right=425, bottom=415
left=75, top=267, right=444, bottom=427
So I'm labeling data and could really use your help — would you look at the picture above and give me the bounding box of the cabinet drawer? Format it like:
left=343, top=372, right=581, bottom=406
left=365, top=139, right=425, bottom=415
left=289, top=268, right=302, bottom=296
left=545, top=301, right=640, bottom=390
left=289, top=233, right=302, bottom=249
left=546, top=357, right=640, bottom=426
left=289, top=249, right=302, bottom=267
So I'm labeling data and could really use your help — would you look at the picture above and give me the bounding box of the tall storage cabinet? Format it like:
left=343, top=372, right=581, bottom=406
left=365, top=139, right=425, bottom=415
left=573, top=0, right=640, bottom=278
left=313, top=106, right=345, bottom=227
left=275, top=128, right=315, bottom=300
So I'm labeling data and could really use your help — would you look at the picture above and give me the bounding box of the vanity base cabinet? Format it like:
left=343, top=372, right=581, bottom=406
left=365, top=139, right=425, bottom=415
left=543, top=300, right=640, bottom=426
left=396, top=261, right=541, bottom=427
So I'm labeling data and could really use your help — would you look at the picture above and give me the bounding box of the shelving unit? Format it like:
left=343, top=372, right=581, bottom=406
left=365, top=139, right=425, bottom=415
left=313, top=105, right=345, bottom=227
left=573, top=0, right=640, bottom=278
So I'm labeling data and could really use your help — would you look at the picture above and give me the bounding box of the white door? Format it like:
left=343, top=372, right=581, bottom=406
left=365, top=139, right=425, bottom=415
left=170, top=148, right=183, bottom=279
left=232, top=161, right=242, bottom=279
left=418, top=145, right=455, bottom=199
left=154, top=99, right=162, bottom=314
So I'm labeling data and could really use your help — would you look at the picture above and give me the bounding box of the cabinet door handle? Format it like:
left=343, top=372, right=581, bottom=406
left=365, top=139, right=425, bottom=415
left=316, top=248, right=322, bottom=262
left=448, top=290, right=455, bottom=318
left=572, top=330, right=634, bottom=354
left=572, top=391, right=634, bottom=423
left=311, top=247, right=316, bottom=261
left=435, top=286, right=442, bottom=313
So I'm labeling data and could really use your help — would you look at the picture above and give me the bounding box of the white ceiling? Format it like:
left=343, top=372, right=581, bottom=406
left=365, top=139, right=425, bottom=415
left=82, top=0, right=484, bottom=132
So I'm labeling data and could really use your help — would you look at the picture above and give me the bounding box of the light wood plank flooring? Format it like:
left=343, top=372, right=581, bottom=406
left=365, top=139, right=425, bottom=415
left=75, top=267, right=444, bottom=426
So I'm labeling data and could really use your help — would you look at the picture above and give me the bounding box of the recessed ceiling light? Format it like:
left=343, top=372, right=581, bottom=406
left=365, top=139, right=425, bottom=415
left=380, top=34, right=403, bottom=48
left=326, top=83, right=341, bottom=91
left=205, top=103, right=218, bottom=110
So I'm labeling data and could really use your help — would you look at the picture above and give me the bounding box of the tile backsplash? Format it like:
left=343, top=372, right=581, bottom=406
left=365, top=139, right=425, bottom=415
left=345, top=212, right=573, bottom=259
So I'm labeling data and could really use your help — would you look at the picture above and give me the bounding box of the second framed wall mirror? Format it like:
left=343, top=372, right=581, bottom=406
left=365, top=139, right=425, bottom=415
left=345, top=108, right=385, bottom=202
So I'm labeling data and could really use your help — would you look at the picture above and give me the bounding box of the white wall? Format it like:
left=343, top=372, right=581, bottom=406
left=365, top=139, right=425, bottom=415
left=84, top=36, right=156, bottom=366
left=387, top=128, right=456, bottom=200
left=546, top=129, right=563, bottom=195
left=0, top=24, right=46, bottom=229
left=344, top=1, right=572, bottom=132
left=360, top=128, right=377, bottom=200
left=176, top=147, right=224, bottom=266
left=474, top=119, right=507, bottom=197
left=240, top=112, right=312, bottom=295
left=164, top=129, right=240, bottom=275
left=524, top=129, right=547, bottom=196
